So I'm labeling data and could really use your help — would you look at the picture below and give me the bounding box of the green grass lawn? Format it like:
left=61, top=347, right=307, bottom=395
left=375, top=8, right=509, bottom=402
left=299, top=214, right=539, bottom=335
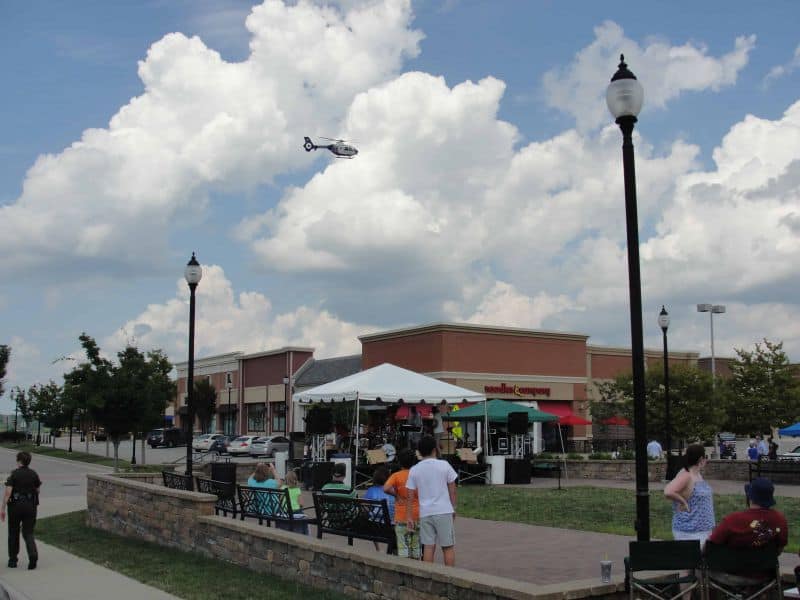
left=458, top=485, right=800, bottom=553
left=0, top=442, right=135, bottom=470
left=38, top=511, right=347, bottom=600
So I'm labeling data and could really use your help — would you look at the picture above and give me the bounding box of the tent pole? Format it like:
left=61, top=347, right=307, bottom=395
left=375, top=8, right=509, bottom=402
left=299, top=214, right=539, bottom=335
left=558, top=425, right=569, bottom=480
left=484, top=398, right=490, bottom=456
left=355, top=394, right=360, bottom=467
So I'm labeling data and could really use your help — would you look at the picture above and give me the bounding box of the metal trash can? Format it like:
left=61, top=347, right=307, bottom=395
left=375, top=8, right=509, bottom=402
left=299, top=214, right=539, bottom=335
left=211, top=461, right=237, bottom=484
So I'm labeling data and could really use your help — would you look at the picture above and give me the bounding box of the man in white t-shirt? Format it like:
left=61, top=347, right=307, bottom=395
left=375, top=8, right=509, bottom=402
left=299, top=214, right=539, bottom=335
left=646, top=439, right=663, bottom=459
left=405, top=435, right=457, bottom=566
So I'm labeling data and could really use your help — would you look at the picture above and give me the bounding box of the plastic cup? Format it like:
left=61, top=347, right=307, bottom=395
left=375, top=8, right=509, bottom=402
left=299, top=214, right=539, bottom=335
left=600, top=560, right=612, bottom=583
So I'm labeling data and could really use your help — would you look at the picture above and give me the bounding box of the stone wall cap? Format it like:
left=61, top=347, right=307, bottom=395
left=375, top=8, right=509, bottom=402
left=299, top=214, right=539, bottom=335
left=88, top=473, right=217, bottom=503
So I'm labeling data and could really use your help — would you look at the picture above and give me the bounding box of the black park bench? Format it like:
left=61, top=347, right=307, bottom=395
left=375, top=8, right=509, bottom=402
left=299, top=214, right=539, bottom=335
left=162, top=471, right=194, bottom=491
left=195, top=477, right=238, bottom=518
left=312, top=491, right=396, bottom=554
left=237, top=486, right=314, bottom=534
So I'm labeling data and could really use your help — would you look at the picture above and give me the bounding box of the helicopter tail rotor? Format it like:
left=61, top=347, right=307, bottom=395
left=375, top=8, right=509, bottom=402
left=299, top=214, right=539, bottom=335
left=303, top=136, right=315, bottom=152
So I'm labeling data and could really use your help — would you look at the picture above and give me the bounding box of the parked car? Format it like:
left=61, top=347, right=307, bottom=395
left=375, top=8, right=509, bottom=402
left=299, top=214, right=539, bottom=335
left=249, top=435, right=291, bottom=458
left=93, top=429, right=108, bottom=442
left=192, top=433, right=225, bottom=452
left=147, top=427, right=186, bottom=448
left=226, top=435, right=260, bottom=456
left=778, top=445, right=800, bottom=461
left=208, top=435, right=234, bottom=455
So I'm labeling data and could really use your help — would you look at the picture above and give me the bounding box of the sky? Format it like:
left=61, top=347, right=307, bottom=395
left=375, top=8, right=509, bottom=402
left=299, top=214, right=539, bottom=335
left=2, top=0, right=800, bottom=411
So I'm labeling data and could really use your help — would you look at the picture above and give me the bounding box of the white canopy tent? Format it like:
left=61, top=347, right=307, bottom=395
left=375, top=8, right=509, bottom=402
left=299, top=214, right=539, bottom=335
left=293, top=363, right=488, bottom=456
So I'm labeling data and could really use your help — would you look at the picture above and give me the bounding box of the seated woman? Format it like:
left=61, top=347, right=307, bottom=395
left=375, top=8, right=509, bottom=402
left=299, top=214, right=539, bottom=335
left=247, top=463, right=280, bottom=516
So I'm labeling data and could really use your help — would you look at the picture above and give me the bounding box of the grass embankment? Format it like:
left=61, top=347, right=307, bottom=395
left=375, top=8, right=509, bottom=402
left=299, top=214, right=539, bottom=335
left=458, top=486, right=800, bottom=553
left=39, top=511, right=346, bottom=600
left=0, top=442, right=159, bottom=471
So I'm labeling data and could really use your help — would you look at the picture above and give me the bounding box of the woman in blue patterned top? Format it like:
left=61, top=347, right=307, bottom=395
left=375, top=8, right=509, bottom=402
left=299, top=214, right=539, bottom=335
left=664, top=444, right=715, bottom=547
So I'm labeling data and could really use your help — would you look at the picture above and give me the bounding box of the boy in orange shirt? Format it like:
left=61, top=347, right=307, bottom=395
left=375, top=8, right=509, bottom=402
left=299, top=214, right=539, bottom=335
left=384, top=449, right=420, bottom=559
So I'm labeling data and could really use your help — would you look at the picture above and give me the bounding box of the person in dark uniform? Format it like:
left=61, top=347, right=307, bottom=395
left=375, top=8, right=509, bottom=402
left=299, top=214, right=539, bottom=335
left=1, top=451, right=41, bottom=569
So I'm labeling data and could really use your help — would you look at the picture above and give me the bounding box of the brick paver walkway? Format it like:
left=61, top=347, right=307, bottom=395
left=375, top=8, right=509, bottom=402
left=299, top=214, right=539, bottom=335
left=301, top=477, right=800, bottom=586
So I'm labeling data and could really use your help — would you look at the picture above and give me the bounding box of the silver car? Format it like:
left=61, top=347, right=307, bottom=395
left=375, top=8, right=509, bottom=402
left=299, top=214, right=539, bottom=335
left=249, top=435, right=291, bottom=458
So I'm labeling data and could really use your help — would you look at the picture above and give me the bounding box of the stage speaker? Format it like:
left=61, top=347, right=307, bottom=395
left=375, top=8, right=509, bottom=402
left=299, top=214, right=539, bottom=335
left=508, top=412, right=528, bottom=435
left=505, top=458, right=531, bottom=484
left=311, top=461, right=334, bottom=490
left=307, top=409, right=332, bottom=435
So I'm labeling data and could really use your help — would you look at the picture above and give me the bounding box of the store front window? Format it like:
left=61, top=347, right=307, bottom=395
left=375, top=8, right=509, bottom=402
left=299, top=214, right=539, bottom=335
left=247, top=404, right=265, bottom=432
left=271, top=402, right=286, bottom=433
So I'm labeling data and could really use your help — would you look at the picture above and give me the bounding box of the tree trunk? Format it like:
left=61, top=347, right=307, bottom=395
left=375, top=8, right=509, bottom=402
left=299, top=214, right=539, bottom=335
left=141, top=436, right=146, bottom=465
left=36, top=422, right=41, bottom=446
left=131, top=431, right=137, bottom=465
left=113, top=439, right=120, bottom=472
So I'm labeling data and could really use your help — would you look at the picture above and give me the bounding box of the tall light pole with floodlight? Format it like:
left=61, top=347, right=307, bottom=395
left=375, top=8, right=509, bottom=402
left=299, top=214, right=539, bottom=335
left=658, top=306, right=674, bottom=478
left=225, top=372, right=233, bottom=437
left=184, top=253, right=202, bottom=476
left=607, top=54, right=650, bottom=541
left=697, top=303, right=726, bottom=388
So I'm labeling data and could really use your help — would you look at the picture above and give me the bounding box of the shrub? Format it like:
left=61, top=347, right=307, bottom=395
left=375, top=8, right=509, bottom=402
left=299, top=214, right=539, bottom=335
left=537, top=452, right=556, bottom=459
left=566, top=452, right=584, bottom=460
left=0, top=431, right=26, bottom=443
left=589, top=452, right=613, bottom=460
left=617, top=449, right=635, bottom=460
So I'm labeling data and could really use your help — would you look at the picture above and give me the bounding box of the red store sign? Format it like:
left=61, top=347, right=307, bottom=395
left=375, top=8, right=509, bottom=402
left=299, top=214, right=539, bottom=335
left=484, top=383, right=551, bottom=397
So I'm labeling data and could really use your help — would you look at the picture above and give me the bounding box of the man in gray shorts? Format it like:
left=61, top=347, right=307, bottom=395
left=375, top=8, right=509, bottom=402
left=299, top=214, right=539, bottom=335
left=405, top=435, right=457, bottom=566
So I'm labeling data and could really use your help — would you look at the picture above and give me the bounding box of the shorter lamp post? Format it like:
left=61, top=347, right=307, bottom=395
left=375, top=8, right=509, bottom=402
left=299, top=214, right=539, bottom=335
left=184, top=253, right=203, bottom=476
left=658, top=306, right=674, bottom=478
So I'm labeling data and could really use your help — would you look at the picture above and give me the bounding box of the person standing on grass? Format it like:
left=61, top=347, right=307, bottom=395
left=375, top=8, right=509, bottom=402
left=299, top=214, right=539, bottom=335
left=384, top=449, right=421, bottom=560
left=405, top=435, right=457, bottom=566
left=1, top=451, right=41, bottom=570
left=664, top=444, right=715, bottom=548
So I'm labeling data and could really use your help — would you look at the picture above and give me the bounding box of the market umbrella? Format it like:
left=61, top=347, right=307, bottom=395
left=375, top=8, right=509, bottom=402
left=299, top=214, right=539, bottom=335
left=602, top=416, right=631, bottom=452
left=441, top=399, right=558, bottom=424
left=779, top=423, right=800, bottom=437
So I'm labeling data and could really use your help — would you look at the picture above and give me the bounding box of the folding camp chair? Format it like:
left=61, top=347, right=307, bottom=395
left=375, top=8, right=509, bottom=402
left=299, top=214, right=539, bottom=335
left=703, top=541, right=781, bottom=600
left=625, top=540, right=702, bottom=600
left=456, top=448, right=490, bottom=485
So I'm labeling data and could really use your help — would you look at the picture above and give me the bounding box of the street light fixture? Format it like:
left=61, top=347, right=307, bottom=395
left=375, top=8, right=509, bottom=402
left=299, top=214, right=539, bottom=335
left=697, top=303, right=726, bottom=387
left=607, top=54, right=650, bottom=541
left=658, top=306, right=675, bottom=479
left=184, top=252, right=202, bottom=476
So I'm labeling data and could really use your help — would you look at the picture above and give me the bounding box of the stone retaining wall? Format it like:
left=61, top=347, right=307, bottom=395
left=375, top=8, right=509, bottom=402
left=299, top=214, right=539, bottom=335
left=545, top=459, right=750, bottom=482
left=86, top=473, right=626, bottom=600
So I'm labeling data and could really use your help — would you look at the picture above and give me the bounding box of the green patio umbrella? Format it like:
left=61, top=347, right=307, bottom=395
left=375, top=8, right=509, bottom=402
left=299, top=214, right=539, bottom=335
left=441, top=398, right=558, bottom=423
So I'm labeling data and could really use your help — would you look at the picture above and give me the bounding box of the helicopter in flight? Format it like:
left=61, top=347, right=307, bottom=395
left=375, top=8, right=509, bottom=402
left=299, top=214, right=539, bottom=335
left=303, top=136, right=358, bottom=159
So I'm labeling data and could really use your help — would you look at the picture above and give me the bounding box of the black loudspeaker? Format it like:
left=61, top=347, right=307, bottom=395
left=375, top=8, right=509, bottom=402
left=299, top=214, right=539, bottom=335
left=311, top=462, right=334, bottom=490
left=307, top=409, right=332, bottom=435
left=505, top=458, right=532, bottom=484
left=508, top=412, right=529, bottom=435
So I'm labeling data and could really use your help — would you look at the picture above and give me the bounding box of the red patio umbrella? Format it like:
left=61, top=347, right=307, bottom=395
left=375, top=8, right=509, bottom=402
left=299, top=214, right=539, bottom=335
left=601, top=416, right=630, bottom=426
left=559, top=415, right=592, bottom=426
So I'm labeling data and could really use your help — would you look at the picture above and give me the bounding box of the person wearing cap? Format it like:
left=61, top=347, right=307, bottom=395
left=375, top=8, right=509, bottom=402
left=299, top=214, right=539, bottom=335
left=707, top=477, right=788, bottom=551
left=321, top=462, right=356, bottom=498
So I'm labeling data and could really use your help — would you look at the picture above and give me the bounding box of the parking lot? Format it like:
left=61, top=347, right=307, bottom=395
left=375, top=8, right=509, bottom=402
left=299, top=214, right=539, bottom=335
left=46, top=434, right=267, bottom=466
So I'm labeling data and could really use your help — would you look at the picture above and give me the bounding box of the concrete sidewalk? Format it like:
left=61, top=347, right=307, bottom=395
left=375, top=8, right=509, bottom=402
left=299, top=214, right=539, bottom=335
left=0, top=449, right=179, bottom=600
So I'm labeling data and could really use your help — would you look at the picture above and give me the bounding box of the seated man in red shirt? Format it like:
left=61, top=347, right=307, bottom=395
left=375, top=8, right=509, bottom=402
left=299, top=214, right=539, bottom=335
left=707, top=477, right=787, bottom=566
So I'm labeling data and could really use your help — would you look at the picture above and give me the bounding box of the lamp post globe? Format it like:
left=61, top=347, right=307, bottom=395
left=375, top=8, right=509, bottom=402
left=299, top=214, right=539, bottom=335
left=184, top=252, right=202, bottom=476
left=607, top=55, right=650, bottom=541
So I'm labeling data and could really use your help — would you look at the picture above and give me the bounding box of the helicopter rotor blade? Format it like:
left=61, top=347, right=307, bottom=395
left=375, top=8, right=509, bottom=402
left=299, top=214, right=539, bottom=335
left=319, top=136, right=343, bottom=142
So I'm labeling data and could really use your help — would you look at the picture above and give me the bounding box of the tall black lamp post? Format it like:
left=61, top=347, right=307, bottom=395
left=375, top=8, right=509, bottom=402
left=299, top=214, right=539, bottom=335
left=184, top=253, right=203, bottom=476
left=226, top=372, right=233, bottom=437
left=607, top=55, right=650, bottom=541
left=658, top=306, right=673, bottom=479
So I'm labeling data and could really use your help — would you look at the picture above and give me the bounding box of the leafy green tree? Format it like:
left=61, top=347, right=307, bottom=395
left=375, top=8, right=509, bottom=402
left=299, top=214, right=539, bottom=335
left=73, top=333, right=175, bottom=468
left=722, top=339, right=800, bottom=434
left=590, top=364, right=722, bottom=446
left=0, top=345, right=9, bottom=398
left=193, top=379, right=217, bottom=434
left=11, top=387, right=30, bottom=438
left=27, top=381, right=64, bottom=446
